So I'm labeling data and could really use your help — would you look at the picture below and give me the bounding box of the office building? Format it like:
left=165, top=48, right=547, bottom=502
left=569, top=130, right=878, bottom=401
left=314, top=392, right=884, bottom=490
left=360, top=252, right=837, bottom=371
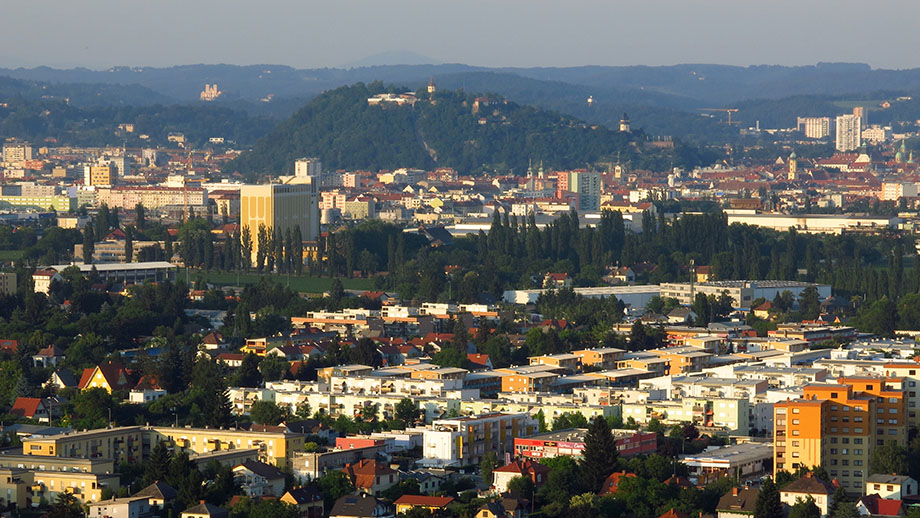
left=836, top=114, right=862, bottom=152
left=240, top=183, right=319, bottom=262
left=421, top=413, right=537, bottom=467
left=84, top=164, right=114, bottom=187
left=797, top=117, right=831, bottom=139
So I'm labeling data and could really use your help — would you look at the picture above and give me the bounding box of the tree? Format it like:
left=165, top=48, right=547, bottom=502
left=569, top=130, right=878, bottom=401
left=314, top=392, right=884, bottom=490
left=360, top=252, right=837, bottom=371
left=799, top=285, right=821, bottom=320
left=233, top=353, right=263, bottom=387
left=135, top=203, right=146, bottom=230
left=870, top=444, right=909, bottom=475
left=481, top=451, right=499, bottom=483
left=145, top=442, right=173, bottom=485
left=250, top=400, right=287, bottom=425
left=349, top=338, right=382, bottom=367
left=507, top=475, right=534, bottom=496
left=241, top=225, right=253, bottom=270
left=329, top=278, right=345, bottom=306
left=259, top=355, right=290, bottom=382
left=317, top=470, right=355, bottom=510
left=49, top=492, right=83, bottom=518
left=788, top=497, right=821, bottom=518
left=395, top=397, right=418, bottom=428
left=754, top=478, right=784, bottom=518
left=125, top=226, right=134, bottom=263
left=82, top=221, right=95, bottom=263
left=579, top=415, right=619, bottom=492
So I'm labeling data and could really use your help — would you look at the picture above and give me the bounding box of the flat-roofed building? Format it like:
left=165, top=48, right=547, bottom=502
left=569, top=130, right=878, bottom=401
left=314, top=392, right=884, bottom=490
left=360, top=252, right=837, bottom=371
left=680, top=442, right=773, bottom=483
left=240, top=183, right=319, bottom=264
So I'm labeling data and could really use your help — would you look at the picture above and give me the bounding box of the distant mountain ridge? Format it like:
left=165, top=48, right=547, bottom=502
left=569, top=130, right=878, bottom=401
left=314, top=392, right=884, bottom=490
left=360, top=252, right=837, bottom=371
left=5, top=62, right=920, bottom=106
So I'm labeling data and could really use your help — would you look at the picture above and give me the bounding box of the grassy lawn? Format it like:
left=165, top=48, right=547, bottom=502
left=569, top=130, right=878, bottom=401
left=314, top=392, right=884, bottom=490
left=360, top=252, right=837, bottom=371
left=0, top=250, right=24, bottom=261
left=189, top=270, right=376, bottom=294
left=831, top=99, right=887, bottom=110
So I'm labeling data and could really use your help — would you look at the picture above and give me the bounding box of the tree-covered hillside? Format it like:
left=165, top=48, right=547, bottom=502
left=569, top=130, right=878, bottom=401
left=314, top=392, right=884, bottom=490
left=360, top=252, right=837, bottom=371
left=226, top=82, right=716, bottom=177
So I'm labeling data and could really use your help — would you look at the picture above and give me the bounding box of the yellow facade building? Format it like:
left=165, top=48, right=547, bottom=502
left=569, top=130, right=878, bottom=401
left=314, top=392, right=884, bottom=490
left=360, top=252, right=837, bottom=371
left=240, top=183, right=319, bottom=264
left=20, top=425, right=304, bottom=469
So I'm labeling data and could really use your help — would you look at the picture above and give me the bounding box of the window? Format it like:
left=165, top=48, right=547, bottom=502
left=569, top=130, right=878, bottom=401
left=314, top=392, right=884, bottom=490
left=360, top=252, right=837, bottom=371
left=792, top=441, right=800, bottom=447
left=792, top=430, right=800, bottom=436
left=792, top=408, right=800, bottom=414
left=792, top=419, right=800, bottom=425
left=832, top=393, right=839, bottom=398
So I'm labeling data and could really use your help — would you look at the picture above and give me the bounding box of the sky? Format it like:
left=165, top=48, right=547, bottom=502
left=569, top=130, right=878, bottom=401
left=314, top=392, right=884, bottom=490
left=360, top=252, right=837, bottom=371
left=1, top=0, right=919, bottom=70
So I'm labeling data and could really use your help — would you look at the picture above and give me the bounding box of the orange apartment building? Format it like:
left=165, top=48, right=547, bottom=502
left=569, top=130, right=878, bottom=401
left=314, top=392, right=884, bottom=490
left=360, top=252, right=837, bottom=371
left=774, top=379, right=907, bottom=495
left=572, top=348, right=625, bottom=370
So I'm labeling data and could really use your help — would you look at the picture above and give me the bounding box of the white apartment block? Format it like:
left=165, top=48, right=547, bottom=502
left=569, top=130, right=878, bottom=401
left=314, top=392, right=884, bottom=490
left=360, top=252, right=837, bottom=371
left=797, top=117, right=831, bottom=139
left=836, top=114, right=862, bottom=151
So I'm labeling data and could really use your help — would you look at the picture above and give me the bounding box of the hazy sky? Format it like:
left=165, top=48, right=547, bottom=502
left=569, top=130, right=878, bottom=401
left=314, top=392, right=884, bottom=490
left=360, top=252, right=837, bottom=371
left=2, top=0, right=918, bottom=70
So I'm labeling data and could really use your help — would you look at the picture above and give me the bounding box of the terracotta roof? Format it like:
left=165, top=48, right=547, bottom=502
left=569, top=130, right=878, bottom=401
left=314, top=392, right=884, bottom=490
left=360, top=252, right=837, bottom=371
left=859, top=494, right=903, bottom=517
left=342, top=459, right=395, bottom=490
left=659, top=509, right=691, bottom=518
left=10, top=397, right=41, bottom=418
left=35, top=345, right=64, bottom=357
left=599, top=471, right=636, bottom=495
left=493, top=459, right=551, bottom=477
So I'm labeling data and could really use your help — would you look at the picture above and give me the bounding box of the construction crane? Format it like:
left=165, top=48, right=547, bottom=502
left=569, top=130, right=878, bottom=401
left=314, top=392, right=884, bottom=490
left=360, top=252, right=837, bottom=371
left=697, top=108, right=740, bottom=125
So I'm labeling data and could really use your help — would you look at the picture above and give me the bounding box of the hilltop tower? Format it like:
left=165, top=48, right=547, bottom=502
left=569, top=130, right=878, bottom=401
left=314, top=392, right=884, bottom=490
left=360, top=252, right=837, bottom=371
left=427, top=78, right=436, bottom=96
left=619, top=112, right=631, bottom=133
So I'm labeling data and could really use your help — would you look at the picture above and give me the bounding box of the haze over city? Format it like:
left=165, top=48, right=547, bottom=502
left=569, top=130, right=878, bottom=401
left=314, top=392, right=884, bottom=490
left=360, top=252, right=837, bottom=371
left=2, top=0, right=919, bottom=69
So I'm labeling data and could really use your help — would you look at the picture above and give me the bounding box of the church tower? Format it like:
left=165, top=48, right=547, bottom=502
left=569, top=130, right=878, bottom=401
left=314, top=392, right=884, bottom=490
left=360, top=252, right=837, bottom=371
left=427, top=78, right=436, bottom=96
left=788, top=150, right=798, bottom=180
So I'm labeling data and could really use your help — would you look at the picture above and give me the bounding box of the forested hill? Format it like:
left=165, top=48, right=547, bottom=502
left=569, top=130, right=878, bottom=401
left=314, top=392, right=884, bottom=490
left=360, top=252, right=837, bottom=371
left=226, top=82, right=711, bottom=178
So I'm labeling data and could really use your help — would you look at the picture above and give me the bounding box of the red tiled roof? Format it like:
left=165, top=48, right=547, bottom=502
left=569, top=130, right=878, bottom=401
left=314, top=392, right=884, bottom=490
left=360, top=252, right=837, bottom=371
left=659, top=509, right=690, bottom=518
left=599, top=471, right=636, bottom=495
left=342, top=459, right=395, bottom=490
left=10, top=397, right=41, bottom=418
left=493, top=459, right=551, bottom=476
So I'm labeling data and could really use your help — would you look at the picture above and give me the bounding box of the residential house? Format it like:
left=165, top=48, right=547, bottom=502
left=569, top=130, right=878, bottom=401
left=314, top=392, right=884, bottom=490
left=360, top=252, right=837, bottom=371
left=467, top=354, right=493, bottom=370
left=716, top=487, right=759, bottom=518
left=599, top=471, right=636, bottom=496
left=342, top=459, right=397, bottom=496
left=233, top=461, right=286, bottom=497
left=865, top=475, right=918, bottom=500
left=491, top=459, right=551, bottom=494
left=856, top=494, right=904, bottom=518
left=32, top=345, right=65, bottom=368
left=200, top=332, right=228, bottom=351
left=45, top=369, right=79, bottom=390
left=87, top=496, right=152, bottom=518
left=78, top=361, right=137, bottom=393
left=181, top=502, right=229, bottom=518
left=9, top=397, right=64, bottom=423
left=543, top=273, right=571, bottom=289
left=0, top=339, right=19, bottom=355
left=132, top=480, right=177, bottom=511
left=329, top=493, right=393, bottom=518
left=129, top=375, right=167, bottom=404
left=394, top=495, right=454, bottom=515
left=280, top=487, right=324, bottom=518
left=779, top=473, right=836, bottom=517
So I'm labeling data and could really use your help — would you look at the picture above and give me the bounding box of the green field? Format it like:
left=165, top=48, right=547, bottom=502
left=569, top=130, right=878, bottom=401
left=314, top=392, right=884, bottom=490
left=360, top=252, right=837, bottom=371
left=832, top=99, right=887, bottom=110
left=0, top=250, right=24, bottom=261
left=189, top=270, right=376, bottom=294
